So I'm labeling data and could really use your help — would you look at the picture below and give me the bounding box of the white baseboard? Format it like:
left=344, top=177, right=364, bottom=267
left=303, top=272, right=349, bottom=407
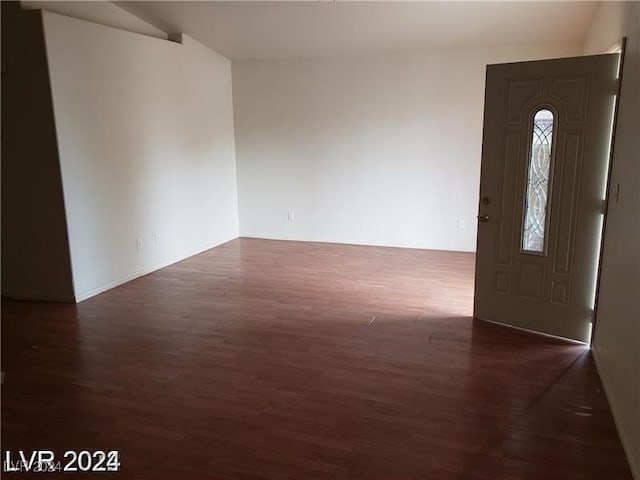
left=592, top=345, right=640, bottom=480
left=238, top=234, right=477, bottom=254
left=74, top=237, right=237, bottom=303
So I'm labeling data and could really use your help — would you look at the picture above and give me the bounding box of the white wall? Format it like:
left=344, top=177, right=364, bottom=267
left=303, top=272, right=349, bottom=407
left=583, top=1, right=627, bottom=54
left=584, top=2, right=640, bottom=479
left=42, top=12, right=239, bottom=301
left=233, top=43, right=580, bottom=252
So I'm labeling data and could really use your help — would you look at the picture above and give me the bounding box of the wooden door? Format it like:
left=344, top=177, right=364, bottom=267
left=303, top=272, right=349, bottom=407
left=474, top=54, right=619, bottom=343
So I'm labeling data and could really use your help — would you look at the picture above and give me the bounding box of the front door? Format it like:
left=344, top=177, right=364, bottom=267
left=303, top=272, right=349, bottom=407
left=474, top=54, right=619, bottom=343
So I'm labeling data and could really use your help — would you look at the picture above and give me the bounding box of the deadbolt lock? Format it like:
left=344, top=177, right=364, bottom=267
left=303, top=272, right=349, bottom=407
left=481, top=197, right=490, bottom=205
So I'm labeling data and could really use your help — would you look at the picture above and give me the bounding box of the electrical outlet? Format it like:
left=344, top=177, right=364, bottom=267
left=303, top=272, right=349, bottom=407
left=136, top=238, right=143, bottom=251
left=154, top=234, right=160, bottom=245
left=457, top=219, right=466, bottom=229
left=288, top=211, right=295, bottom=221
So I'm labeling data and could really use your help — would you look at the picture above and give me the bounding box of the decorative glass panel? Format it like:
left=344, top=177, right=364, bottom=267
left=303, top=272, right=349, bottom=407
left=522, top=109, right=554, bottom=253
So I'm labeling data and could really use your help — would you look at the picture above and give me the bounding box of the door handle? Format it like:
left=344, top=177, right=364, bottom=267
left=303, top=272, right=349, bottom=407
left=477, top=214, right=489, bottom=223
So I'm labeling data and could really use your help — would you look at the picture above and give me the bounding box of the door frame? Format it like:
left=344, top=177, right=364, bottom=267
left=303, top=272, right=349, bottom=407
left=590, top=37, right=627, bottom=345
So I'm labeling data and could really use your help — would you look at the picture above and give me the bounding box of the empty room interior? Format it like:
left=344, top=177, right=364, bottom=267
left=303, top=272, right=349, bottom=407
left=2, top=0, right=639, bottom=478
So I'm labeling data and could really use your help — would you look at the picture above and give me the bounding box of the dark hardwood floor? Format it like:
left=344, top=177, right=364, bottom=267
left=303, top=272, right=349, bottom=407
left=1, top=238, right=632, bottom=479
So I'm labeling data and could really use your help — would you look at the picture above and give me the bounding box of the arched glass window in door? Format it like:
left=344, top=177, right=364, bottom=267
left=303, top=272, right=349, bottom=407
left=522, top=108, right=554, bottom=253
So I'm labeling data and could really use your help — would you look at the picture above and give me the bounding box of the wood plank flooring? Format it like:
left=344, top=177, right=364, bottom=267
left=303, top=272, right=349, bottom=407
left=1, top=238, right=632, bottom=479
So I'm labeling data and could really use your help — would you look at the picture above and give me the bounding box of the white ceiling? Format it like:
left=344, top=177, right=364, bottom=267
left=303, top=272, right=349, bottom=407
left=115, top=1, right=598, bottom=61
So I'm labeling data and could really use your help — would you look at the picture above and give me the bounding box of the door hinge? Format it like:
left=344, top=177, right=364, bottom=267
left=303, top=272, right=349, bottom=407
left=600, top=199, right=607, bottom=214
left=590, top=309, right=596, bottom=323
